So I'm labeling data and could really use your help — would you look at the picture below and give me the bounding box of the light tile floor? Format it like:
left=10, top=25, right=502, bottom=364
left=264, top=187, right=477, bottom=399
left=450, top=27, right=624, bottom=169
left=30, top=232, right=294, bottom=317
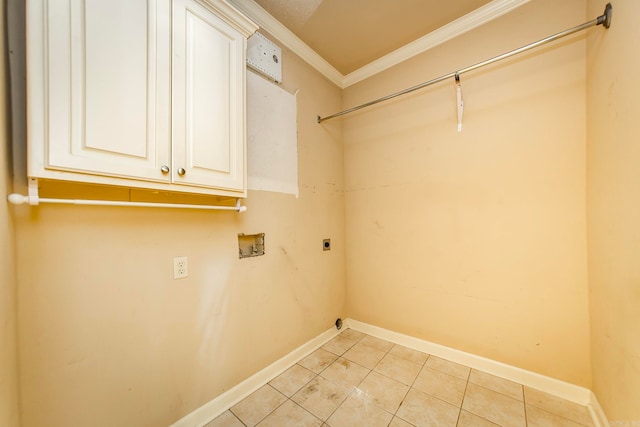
left=206, top=329, right=594, bottom=427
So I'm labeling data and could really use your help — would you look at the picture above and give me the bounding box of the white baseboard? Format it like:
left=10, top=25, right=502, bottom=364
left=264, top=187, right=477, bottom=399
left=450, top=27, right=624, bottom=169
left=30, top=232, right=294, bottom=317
left=589, top=391, right=611, bottom=427
left=344, top=318, right=608, bottom=427
left=169, top=325, right=341, bottom=427
left=170, top=318, right=609, bottom=427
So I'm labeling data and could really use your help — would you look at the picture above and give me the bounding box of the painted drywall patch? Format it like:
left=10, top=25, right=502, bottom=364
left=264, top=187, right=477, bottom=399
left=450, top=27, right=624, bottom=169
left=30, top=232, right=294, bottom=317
left=246, top=70, right=298, bottom=196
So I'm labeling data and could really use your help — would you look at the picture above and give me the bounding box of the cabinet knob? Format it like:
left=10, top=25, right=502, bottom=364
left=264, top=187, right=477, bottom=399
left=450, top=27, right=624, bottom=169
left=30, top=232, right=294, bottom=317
left=160, top=165, right=170, bottom=174
left=178, top=167, right=186, bottom=176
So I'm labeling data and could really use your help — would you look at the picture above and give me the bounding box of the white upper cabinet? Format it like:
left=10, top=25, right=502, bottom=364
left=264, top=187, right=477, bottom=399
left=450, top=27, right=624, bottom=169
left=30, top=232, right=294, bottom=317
left=172, top=0, right=246, bottom=191
left=26, top=0, right=257, bottom=197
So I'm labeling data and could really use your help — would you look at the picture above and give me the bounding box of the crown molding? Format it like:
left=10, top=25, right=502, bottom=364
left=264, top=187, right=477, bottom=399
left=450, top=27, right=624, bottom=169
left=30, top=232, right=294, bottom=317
left=201, top=0, right=258, bottom=37
left=227, top=0, right=344, bottom=87
left=228, top=0, right=530, bottom=89
left=343, top=0, right=531, bottom=87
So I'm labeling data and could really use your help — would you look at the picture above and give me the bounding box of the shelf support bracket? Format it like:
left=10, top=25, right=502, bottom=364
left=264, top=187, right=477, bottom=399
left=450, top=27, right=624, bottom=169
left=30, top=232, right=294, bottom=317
left=27, top=178, right=40, bottom=205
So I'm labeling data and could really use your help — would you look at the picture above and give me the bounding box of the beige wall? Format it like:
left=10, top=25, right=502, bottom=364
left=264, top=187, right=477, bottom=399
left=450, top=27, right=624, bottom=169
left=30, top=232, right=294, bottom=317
left=14, top=41, right=345, bottom=426
left=14, top=0, right=640, bottom=424
left=343, top=0, right=592, bottom=386
left=587, top=0, right=640, bottom=421
left=1, top=0, right=21, bottom=423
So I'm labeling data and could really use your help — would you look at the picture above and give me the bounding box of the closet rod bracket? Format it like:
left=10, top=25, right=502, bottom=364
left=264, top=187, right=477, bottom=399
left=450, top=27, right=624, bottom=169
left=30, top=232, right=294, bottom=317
left=599, top=3, right=613, bottom=29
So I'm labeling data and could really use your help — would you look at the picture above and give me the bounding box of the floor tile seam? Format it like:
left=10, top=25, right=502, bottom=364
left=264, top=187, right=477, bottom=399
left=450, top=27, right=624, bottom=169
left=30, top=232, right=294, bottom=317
left=339, top=332, right=363, bottom=345
left=321, top=347, right=347, bottom=357
left=249, top=384, right=289, bottom=427
left=352, top=370, right=413, bottom=418
left=321, top=383, right=357, bottom=424
left=293, top=369, right=371, bottom=417
left=461, top=405, right=518, bottom=427
left=386, top=343, right=432, bottom=367
left=522, top=385, right=591, bottom=415
left=379, top=350, right=426, bottom=371
left=290, top=371, right=322, bottom=397
left=317, top=357, right=373, bottom=389
left=393, top=412, right=419, bottom=427
left=455, top=373, right=472, bottom=426
left=275, top=369, right=321, bottom=398
left=228, top=407, right=248, bottom=426
left=408, top=384, right=464, bottom=413
left=468, top=368, right=525, bottom=396
left=212, top=410, right=248, bottom=427
left=461, top=384, right=529, bottom=427
left=329, top=361, right=413, bottom=420
left=317, top=371, right=370, bottom=396
left=339, top=328, right=366, bottom=341
left=419, top=365, right=470, bottom=386
left=293, top=361, right=317, bottom=372
left=366, top=349, right=390, bottom=373
left=348, top=385, right=403, bottom=418
left=283, top=398, right=325, bottom=425
left=466, top=378, right=525, bottom=403
left=465, top=381, right=526, bottom=407
left=370, top=360, right=420, bottom=388
left=332, top=354, right=372, bottom=371
left=298, top=351, right=339, bottom=375
left=323, top=337, right=360, bottom=356
left=524, top=402, right=594, bottom=427
left=424, top=355, right=472, bottom=382
left=341, top=351, right=385, bottom=371
left=407, top=353, right=451, bottom=390
left=312, top=355, right=341, bottom=376
left=367, top=339, right=423, bottom=385
left=457, top=409, right=503, bottom=427
left=231, top=410, right=248, bottom=427
left=521, top=389, right=592, bottom=425
left=360, top=334, right=395, bottom=356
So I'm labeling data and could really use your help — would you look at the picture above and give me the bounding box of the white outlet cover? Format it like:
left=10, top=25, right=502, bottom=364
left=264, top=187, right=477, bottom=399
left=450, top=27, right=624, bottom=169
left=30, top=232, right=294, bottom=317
left=173, top=256, right=188, bottom=279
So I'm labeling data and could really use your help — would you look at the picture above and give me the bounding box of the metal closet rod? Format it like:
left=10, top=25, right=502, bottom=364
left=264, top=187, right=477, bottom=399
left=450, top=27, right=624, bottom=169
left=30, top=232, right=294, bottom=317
left=317, top=3, right=613, bottom=124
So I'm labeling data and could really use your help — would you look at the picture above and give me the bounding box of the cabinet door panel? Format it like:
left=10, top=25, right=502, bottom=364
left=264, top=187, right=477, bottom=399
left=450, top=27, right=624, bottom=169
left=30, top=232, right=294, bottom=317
left=188, top=13, right=231, bottom=174
left=173, top=0, right=245, bottom=191
left=84, top=1, right=148, bottom=157
left=44, top=0, right=171, bottom=181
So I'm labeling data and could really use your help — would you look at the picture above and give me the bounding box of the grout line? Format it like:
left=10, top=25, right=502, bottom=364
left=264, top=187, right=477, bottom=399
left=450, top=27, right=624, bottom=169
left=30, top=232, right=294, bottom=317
left=256, top=385, right=289, bottom=426
left=468, top=368, right=527, bottom=402
left=524, top=403, right=596, bottom=427
left=468, top=381, right=525, bottom=403
left=455, top=372, right=471, bottom=427
left=331, top=332, right=417, bottom=422
left=522, top=386, right=595, bottom=426
left=288, top=398, right=324, bottom=425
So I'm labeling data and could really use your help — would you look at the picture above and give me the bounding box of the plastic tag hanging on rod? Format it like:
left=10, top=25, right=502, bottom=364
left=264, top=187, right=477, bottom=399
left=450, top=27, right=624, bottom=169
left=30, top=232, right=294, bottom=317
left=455, top=73, right=464, bottom=132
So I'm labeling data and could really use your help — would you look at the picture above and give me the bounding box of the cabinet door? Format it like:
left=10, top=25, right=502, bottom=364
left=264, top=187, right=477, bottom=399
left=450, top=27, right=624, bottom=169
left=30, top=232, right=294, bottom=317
left=172, top=0, right=246, bottom=192
left=31, top=0, right=172, bottom=182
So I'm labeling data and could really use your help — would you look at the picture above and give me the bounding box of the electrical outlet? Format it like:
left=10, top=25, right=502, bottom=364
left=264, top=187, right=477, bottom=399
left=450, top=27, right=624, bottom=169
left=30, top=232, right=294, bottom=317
left=173, top=256, right=188, bottom=279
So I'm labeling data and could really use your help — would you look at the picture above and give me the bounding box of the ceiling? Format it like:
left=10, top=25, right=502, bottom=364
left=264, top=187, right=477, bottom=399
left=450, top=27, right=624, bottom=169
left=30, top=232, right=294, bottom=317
left=250, top=0, right=493, bottom=75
